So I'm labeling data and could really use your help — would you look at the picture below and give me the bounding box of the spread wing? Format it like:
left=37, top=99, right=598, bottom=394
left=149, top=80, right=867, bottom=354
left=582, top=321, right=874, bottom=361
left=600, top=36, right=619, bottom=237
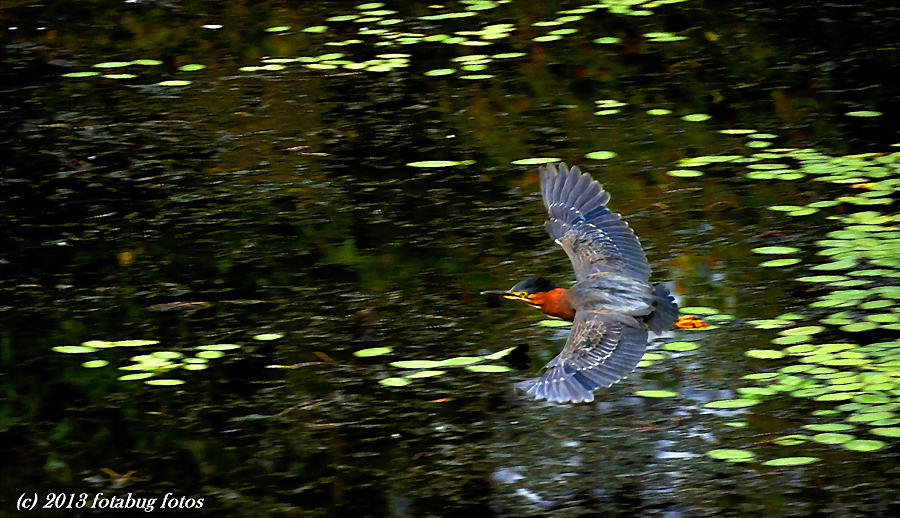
left=540, top=163, right=650, bottom=282
left=524, top=311, right=648, bottom=404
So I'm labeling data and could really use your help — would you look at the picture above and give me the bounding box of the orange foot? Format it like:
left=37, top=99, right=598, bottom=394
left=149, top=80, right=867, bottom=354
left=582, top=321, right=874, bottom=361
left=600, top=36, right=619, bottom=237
left=675, top=315, right=709, bottom=329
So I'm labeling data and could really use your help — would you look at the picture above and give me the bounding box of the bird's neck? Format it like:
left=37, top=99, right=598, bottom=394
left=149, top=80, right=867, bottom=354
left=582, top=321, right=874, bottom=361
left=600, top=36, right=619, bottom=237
left=532, top=288, right=576, bottom=321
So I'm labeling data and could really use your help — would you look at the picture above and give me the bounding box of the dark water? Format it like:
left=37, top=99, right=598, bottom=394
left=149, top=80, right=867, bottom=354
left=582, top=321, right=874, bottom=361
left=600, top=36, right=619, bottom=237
left=2, top=1, right=899, bottom=516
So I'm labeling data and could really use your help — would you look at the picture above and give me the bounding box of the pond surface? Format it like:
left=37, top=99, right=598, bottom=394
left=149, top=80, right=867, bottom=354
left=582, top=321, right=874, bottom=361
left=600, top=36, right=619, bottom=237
left=2, top=0, right=899, bottom=516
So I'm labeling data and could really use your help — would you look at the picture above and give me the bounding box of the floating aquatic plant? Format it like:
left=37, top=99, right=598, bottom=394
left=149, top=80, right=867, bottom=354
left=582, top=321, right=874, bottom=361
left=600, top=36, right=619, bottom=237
left=379, top=377, right=410, bottom=387
left=644, top=32, right=687, bottom=42
left=93, top=61, right=132, bottom=68
left=52, top=346, right=97, bottom=354
left=156, top=80, right=191, bottom=86
left=845, top=111, right=882, bottom=118
left=253, top=333, right=284, bottom=340
left=465, top=365, right=512, bottom=373
left=667, top=169, right=704, bottom=178
left=762, top=456, right=820, bottom=466
left=759, top=258, right=801, bottom=267
left=145, top=379, right=186, bottom=386
left=751, top=246, right=801, bottom=255
left=406, top=160, right=474, bottom=167
left=380, top=344, right=518, bottom=388
left=511, top=157, right=561, bottom=165
left=52, top=336, right=245, bottom=387
left=706, top=449, right=755, bottom=462
left=842, top=439, right=886, bottom=451
left=584, top=151, right=617, bottom=160
left=662, top=342, right=698, bottom=351
left=354, top=347, right=393, bottom=357
left=635, top=390, right=678, bottom=398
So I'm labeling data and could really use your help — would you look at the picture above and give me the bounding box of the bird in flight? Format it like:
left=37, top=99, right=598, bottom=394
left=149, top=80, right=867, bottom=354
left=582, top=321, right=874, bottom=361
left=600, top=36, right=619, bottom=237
left=482, top=163, right=678, bottom=403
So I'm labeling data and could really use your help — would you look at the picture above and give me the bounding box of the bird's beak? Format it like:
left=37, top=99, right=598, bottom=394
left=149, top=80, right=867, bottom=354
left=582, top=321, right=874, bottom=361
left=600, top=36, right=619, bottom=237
left=480, top=290, right=527, bottom=302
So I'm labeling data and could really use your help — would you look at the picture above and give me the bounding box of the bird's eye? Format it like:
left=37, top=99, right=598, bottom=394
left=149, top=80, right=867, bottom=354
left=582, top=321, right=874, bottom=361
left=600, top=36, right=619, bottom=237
left=515, top=291, right=528, bottom=298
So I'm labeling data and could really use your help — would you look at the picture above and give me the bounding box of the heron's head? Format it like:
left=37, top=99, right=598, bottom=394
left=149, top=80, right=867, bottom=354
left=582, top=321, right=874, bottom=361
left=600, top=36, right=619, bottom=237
left=480, top=277, right=560, bottom=309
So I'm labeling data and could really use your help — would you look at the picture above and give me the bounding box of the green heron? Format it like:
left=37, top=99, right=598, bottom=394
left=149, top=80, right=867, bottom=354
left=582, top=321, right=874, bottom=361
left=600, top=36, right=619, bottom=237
left=482, top=163, right=678, bottom=404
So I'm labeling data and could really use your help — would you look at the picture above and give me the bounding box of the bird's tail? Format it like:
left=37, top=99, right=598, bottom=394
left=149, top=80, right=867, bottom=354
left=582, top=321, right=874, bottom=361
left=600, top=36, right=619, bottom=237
left=646, top=284, right=678, bottom=334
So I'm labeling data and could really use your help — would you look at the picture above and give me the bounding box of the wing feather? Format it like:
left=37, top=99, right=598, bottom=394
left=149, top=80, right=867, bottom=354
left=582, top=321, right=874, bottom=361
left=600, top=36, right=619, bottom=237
left=539, top=163, right=651, bottom=281
left=524, top=311, right=649, bottom=404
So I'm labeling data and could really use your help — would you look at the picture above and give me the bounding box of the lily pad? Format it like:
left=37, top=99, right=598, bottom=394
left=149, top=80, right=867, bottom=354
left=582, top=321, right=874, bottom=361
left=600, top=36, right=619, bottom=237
left=52, top=346, right=97, bottom=354
left=465, top=365, right=512, bottom=373
left=406, top=160, right=473, bottom=167
left=379, top=377, right=410, bottom=387
left=93, top=61, right=132, bottom=68
left=870, top=427, right=900, bottom=438
left=485, top=347, right=516, bottom=360
left=845, top=111, right=882, bottom=118
left=745, top=349, right=785, bottom=359
left=759, top=258, right=802, bottom=267
left=635, top=390, right=678, bottom=398
left=354, top=347, right=393, bottom=357
left=810, top=432, right=855, bottom=444
left=424, top=68, right=455, bottom=76
left=156, top=80, right=191, bottom=86
left=538, top=319, right=571, bottom=327
left=841, top=439, right=886, bottom=451
left=707, top=449, right=755, bottom=462
left=117, top=373, right=155, bottom=381
left=679, top=306, right=719, bottom=315
left=439, top=356, right=483, bottom=366
left=511, top=157, right=561, bottom=165
left=390, top=360, right=444, bottom=369
left=802, top=422, right=856, bottom=432
left=145, top=379, right=186, bottom=386
left=253, top=333, right=284, bottom=341
left=762, top=457, right=820, bottom=466
left=666, top=169, right=704, bottom=178
left=751, top=246, right=801, bottom=254
left=584, top=151, right=617, bottom=160
left=662, top=342, right=698, bottom=351
left=779, top=326, right=825, bottom=336
left=773, top=434, right=809, bottom=446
